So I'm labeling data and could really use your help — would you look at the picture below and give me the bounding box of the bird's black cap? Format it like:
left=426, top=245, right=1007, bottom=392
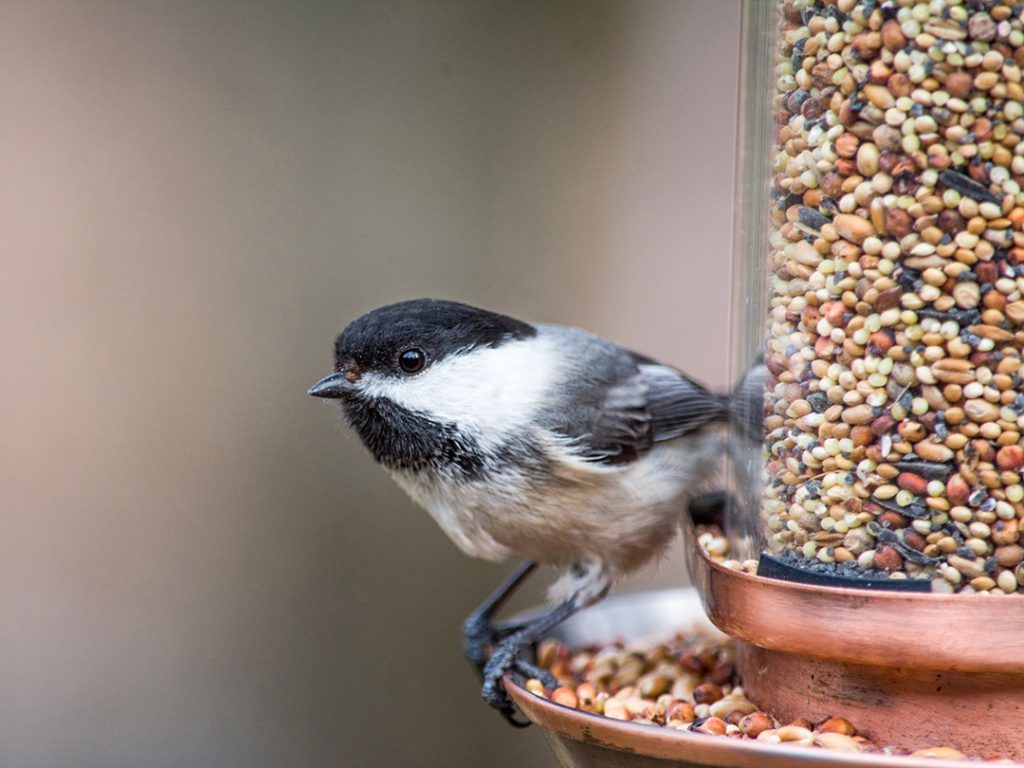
left=330, top=298, right=536, bottom=378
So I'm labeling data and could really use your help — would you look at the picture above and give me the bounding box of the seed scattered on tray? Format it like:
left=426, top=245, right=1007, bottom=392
left=760, top=0, right=1024, bottom=592
left=524, top=630, right=999, bottom=761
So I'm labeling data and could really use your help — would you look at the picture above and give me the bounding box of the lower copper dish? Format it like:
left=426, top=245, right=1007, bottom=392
left=504, top=588, right=1001, bottom=768
left=683, top=535, right=1024, bottom=761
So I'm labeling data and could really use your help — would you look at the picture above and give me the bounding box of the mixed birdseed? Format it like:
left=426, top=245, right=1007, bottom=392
left=762, top=0, right=1024, bottom=591
left=524, top=631, right=983, bottom=760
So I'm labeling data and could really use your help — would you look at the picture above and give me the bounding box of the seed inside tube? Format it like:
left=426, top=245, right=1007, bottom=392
left=756, top=0, right=1024, bottom=594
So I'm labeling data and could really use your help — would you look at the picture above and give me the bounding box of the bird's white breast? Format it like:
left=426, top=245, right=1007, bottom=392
left=389, top=428, right=723, bottom=576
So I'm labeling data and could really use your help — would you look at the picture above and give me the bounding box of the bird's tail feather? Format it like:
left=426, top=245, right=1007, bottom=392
left=724, top=362, right=766, bottom=443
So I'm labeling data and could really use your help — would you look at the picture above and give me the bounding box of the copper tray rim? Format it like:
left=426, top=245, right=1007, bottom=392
left=687, top=537, right=1024, bottom=673
left=505, top=676, right=999, bottom=768
left=698, top=548, right=1024, bottom=604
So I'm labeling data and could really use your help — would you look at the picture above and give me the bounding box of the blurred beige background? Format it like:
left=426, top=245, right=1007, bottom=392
left=1, top=1, right=740, bottom=766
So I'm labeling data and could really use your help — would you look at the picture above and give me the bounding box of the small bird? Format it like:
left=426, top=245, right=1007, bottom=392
left=309, top=299, right=752, bottom=724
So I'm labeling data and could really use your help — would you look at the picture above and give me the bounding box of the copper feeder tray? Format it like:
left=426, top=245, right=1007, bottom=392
left=682, top=527, right=1024, bottom=762
left=505, top=588, right=1001, bottom=768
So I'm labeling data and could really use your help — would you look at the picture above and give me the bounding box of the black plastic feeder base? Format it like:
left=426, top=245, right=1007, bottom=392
left=756, top=552, right=932, bottom=592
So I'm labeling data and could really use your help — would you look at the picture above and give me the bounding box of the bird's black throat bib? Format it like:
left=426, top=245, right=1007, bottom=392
left=343, top=395, right=486, bottom=477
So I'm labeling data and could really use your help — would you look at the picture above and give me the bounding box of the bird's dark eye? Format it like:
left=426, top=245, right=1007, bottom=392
left=398, top=348, right=426, bottom=374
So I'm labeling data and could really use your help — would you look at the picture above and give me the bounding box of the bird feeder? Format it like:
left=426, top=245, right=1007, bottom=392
left=507, top=1, right=1024, bottom=764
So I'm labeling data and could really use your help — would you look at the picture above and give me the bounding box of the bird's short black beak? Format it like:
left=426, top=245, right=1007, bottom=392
left=308, top=372, right=352, bottom=399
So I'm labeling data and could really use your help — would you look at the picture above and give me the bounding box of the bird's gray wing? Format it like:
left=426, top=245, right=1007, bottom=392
left=580, top=363, right=727, bottom=463
left=538, top=327, right=726, bottom=464
left=632, top=362, right=729, bottom=441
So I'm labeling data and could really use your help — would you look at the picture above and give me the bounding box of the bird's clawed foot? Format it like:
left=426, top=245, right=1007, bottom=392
left=481, top=633, right=534, bottom=726
left=512, top=658, right=558, bottom=689
left=463, top=562, right=593, bottom=726
left=478, top=597, right=585, bottom=724
left=462, top=612, right=520, bottom=673
left=464, top=615, right=557, bottom=685
left=462, top=561, right=559, bottom=725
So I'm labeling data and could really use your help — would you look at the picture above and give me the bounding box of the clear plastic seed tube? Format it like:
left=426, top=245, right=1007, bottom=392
left=731, top=0, right=1024, bottom=593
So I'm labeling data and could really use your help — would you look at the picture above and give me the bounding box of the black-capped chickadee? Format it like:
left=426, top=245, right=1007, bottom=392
left=309, top=299, right=751, bottom=724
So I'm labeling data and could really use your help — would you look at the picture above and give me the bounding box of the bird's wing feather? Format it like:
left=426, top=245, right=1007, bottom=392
left=635, top=363, right=728, bottom=442
left=536, top=326, right=725, bottom=464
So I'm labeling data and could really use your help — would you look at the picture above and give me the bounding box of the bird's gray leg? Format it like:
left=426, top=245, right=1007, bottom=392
left=462, top=562, right=543, bottom=678
left=479, top=592, right=588, bottom=726
left=462, top=562, right=563, bottom=728
left=482, top=558, right=615, bottom=727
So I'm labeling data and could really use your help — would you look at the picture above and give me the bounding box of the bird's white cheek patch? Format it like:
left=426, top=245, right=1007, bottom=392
left=357, top=338, right=559, bottom=450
